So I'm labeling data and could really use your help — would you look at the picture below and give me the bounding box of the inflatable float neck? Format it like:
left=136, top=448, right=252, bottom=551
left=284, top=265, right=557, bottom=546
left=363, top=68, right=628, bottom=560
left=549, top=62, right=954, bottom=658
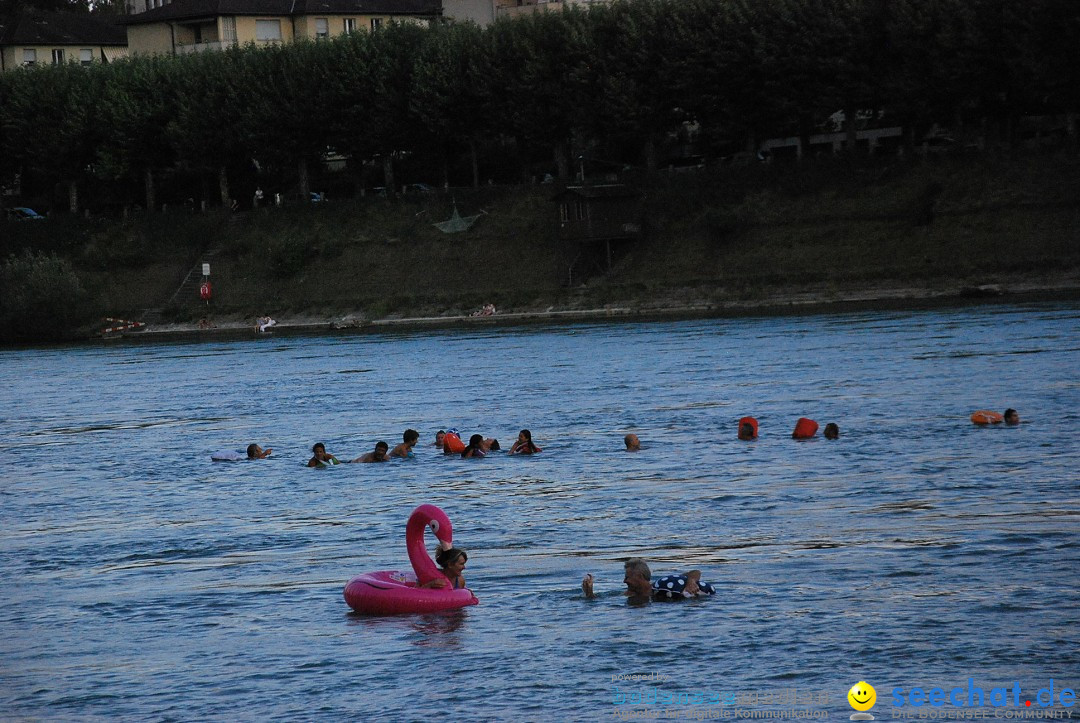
left=406, top=504, right=453, bottom=585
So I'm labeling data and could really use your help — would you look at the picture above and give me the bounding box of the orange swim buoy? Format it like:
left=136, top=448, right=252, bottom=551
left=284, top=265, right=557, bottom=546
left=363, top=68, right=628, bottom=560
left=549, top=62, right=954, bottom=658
left=442, top=432, right=465, bottom=454
left=738, top=416, right=759, bottom=440
left=971, top=410, right=1004, bottom=425
left=792, top=417, right=818, bottom=439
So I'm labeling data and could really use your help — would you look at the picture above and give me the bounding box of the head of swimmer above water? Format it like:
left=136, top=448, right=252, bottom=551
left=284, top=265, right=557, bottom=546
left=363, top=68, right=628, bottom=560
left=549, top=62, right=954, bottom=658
left=1003, top=408, right=1019, bottom=425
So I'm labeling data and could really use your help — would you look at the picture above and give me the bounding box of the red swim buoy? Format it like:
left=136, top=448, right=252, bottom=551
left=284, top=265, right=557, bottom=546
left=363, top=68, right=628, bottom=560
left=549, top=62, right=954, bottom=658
left=738, top=416, right=759, bottom=440
left=971, top=410, right=1004, bottom=425
left=199, top=281, right=212, bottom=300
left=792, top=417, right=818, bottom=439
left=442, top=432, right=465, bottom=454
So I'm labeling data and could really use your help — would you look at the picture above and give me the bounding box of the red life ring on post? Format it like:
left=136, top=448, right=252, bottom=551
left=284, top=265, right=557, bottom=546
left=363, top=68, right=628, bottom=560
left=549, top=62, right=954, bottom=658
left=199, top=282, right=212, bottom=300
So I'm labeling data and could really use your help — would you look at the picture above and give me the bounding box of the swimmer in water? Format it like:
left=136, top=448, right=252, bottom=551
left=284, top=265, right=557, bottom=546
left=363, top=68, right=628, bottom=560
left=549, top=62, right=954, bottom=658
left=738, top=422, right=756, bottom=440
left=1003, top=408, right=1020, bottom=425
left=624, top=433, right=641, bottom=451
left=461, top=434, right=486, bottom=458
left=480, top=438, right=500, bottom=452
left=353, top=441, right=390, bottom=463
left=307, top=442, right=340, bottom=467
left=418, top=547, right=468, bottom=590
left=390, top=429, right=419, bottom=459
left=434, top=430, right=446, bottom=448
left=582, top=558, right=653, bottom=603
left=823, top=423, right=839, bottom=440
left=247, top=444, right=272, bottom=459
left=509, top=429, right=541, bottom=455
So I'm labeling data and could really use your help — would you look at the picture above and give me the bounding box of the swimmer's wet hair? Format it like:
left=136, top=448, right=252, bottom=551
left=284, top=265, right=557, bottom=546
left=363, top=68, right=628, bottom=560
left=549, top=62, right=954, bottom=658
left=436, top=547, right=467, bottom=567
left=624, top=558, right=651, bottom=581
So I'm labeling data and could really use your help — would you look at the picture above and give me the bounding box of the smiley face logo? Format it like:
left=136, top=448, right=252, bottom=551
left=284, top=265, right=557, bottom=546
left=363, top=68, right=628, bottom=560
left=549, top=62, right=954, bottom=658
left=848, top=681, right=876, bottom=711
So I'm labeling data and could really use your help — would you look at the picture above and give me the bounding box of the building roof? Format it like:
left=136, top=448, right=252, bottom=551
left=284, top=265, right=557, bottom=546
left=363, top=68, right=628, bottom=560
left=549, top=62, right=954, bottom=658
left=0, top=10, right=127, bottom=46
left=555, top=184, right=640, bottom=200
left=120, top=0, right=441, bottom=24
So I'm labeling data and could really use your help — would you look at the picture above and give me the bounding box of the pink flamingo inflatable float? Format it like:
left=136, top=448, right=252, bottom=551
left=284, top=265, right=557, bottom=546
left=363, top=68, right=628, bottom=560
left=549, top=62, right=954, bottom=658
left=344, top=504, right=479, bottom=614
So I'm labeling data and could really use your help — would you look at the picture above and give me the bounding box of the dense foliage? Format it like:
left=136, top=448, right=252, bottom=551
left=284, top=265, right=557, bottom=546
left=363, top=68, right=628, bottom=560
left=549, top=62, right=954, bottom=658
left=0, top=0, right=1076, bottom=213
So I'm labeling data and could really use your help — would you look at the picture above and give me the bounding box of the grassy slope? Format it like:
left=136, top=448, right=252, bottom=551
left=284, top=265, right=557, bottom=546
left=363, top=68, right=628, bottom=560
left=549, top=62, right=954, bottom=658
left=10, top=152, right=1077, bottom=328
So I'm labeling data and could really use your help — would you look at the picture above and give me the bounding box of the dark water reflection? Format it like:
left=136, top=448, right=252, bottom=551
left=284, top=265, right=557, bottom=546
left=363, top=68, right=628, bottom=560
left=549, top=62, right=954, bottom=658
left=1, top=304, right=1078, bottom=719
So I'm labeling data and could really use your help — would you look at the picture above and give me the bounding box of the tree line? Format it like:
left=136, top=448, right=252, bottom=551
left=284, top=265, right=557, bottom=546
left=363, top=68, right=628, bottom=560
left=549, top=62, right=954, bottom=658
left=1, top=0, right=1076, bottom=214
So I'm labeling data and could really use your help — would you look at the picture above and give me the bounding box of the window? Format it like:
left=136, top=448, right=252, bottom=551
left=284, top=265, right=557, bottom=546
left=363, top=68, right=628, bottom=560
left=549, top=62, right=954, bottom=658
left=80, top=49, right=93, bottom=66
left=255, top=19, right=281, bottom=41
left=315, top=18, right=329, bottom=38
left=52, top=49, right=65, bottom=64
left=22, top=49, right=36, bottom=66
left=343, top=18, right=356, bottom=33
left=370, top=18, right=383, bottom=30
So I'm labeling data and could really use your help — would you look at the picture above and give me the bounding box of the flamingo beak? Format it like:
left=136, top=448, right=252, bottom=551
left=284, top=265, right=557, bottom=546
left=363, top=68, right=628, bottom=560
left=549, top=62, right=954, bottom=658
left=438, top=539, right=453, bottom=551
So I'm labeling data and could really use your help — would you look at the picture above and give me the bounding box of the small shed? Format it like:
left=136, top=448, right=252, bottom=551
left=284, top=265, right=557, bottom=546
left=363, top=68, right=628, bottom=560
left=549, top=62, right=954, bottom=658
left=552, top=184, right=643, bottom=285
left=553, top=184, right=643, bottom=243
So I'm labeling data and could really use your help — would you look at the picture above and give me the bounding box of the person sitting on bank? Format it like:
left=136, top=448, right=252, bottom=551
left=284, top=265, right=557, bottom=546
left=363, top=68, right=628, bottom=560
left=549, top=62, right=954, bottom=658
left=390, top=429, right=419, bottom=459
left=307, top=442, right=340, bottom=467
left=823, top=423, right=840, bottom=440
left=509, top=429, right=542, bottom=455
left=624, top=433, right=641, bottom=452
left=353, top=441, right=390, bottom=463
left=247, top=443, right=272, bottom=459
left=461, top=434, right=486, bottom=459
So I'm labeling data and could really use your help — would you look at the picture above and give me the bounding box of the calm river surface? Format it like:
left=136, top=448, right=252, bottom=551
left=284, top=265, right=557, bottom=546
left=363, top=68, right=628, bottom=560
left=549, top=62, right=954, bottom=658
left=2, top=304, right=1078, bottom=721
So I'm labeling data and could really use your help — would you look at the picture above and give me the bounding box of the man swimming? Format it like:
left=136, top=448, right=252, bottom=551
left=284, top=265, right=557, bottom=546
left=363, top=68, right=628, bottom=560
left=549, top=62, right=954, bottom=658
left=390, top=429, right=419, bottom=459
left=353, top=441, right=390, bottom=463
left=307, top=443, right=340, bottom=467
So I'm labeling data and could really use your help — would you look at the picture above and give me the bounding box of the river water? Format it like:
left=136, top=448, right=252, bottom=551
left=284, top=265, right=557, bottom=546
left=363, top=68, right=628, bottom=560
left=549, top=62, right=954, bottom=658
left=2, top=304, right=1078, bottom=720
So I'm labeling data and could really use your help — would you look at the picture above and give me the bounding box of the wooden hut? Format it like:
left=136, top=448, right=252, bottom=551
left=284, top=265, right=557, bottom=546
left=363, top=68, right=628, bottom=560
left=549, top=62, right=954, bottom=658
left=553, top=185, right=642, bottom=285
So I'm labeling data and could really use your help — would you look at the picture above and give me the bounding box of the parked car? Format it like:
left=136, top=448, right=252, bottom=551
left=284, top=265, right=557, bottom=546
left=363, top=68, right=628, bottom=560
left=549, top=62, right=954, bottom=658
left=404, top=183, right=436, bottom=194
left=309, top=191, right=327, bottom=203
left=5, top=206, right=45, bottom=220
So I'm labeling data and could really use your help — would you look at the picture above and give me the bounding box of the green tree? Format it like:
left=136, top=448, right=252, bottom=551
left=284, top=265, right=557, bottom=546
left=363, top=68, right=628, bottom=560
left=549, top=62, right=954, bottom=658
left=0, top=62, right=104, bottom=213
left=411, top=21, right=495, bottom=187
left=0, top=251, right=91, bottom=341
left=98, top=55, right=182, bottom=212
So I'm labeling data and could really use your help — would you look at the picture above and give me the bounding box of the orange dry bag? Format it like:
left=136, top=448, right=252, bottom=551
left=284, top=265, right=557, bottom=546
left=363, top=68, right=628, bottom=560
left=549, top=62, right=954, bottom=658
left=792, top=417, right=818, bottom=439
left=738, top=416, right=759, bottom=440
left=442, top=432, right=466, bottom=454
left=971, top=410, right=1004, bottom=425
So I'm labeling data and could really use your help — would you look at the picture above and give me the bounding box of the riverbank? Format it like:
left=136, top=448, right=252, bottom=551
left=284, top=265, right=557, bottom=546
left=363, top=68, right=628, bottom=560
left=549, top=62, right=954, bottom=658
left=111, top=273, right=1080, bottom=342
left=5, top=152, right=1080, bottom=344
